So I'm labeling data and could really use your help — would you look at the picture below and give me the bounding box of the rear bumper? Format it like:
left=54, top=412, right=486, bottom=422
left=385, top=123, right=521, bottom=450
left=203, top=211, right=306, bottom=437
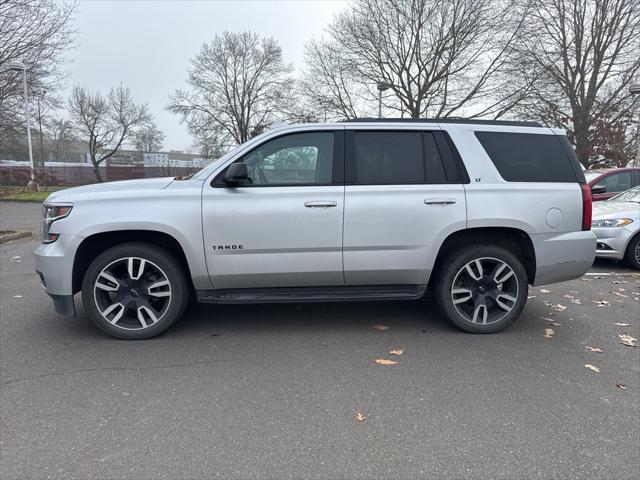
left=531, top=231, right=596, bottom=285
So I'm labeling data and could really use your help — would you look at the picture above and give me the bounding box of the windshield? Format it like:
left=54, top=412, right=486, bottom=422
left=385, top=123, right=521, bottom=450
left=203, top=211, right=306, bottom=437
left=609, top=186, right=640, bottom=203
left=584, top=172, right=603, bottom=183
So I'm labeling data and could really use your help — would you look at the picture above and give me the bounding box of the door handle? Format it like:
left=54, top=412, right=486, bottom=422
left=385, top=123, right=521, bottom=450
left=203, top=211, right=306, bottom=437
left=424, top=198, right=456, bottom=206
left=304, top=201, right=337, bottom=208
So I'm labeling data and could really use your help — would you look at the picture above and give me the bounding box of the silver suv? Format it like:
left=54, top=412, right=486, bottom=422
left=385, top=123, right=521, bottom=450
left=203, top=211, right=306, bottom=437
left=35, top=119, right=596, bottom=339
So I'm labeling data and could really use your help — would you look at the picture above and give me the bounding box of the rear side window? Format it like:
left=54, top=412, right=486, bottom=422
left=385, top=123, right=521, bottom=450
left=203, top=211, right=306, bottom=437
left=475, top=131, right=579, bottom=182
left=347, top=131, right=450, bottom=184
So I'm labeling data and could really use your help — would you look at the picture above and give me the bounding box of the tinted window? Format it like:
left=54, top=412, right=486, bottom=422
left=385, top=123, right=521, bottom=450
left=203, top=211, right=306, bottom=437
left=350, top=131, right=446, bottom=184
left=238, top=132, right=334, bottom=186
left=595, top=172, right=632, bottom=193
left=475, top=132, right=578, bottom=182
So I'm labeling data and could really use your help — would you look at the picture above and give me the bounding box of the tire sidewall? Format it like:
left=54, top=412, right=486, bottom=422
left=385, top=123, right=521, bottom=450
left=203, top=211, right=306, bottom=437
left=82, top=243, right=189, bottom=339
left=624, top=235, right=640, bottom=270
left=435, top=244, right=529, bottom=333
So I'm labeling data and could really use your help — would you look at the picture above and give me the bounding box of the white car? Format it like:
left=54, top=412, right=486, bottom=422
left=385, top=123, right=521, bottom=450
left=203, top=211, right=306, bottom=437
left=592, top=185, right=640, bottom=269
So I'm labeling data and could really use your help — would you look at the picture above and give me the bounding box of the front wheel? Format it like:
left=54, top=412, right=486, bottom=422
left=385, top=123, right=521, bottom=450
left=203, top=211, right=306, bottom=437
left=434, top=245, right=529, bottom=333
left=81, top=242, right=189, bottom=339
left=624, top=235, right=640, bottom=270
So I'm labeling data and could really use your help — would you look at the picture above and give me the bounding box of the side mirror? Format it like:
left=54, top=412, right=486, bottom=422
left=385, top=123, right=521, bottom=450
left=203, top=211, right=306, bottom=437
left=223, top=163, right=249, bottom=186
left=591, top=185, right=606, bottom=194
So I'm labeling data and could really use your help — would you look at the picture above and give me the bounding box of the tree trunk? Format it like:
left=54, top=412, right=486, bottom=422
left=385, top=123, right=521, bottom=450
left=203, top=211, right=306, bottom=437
left=91, top=154, right=103, bottom=182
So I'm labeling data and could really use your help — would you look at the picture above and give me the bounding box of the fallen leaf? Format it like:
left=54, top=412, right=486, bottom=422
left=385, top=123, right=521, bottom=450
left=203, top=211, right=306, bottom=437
left=355, top=412, right=366, bottom=422
left=616, top=384, right=627, bottom=390
left=617, top=288, right=627, bottom=292
left=564, top=294, right=575, bottom=299
left=539, top=288, right=551, bottom=293
left=593, top=300, right=610, bottom=307
left=580, top=278, right=592, bottom=282
left=543, top=328, right=554, bottom=339
left=551, top=304, right=567, bottom=312
left=585, top=346, right=603, bottom=353
left=389, top=348, right=404, bottom=356
left=613, top=322, right=630, bottom=327
left=527, top=295, right=537, bottom=299
left=571, top=299, right=582, bottom=304
left=569, top=290, right=579, bottom=293
left=611, top=280, right=623, bottom=284
left=584, top=364, right=600, bottom=373
left=13, top=295, right=23, bottom=298
left=372, top=325, right=390, bottom=331
left=375, top=359, right=398, bottom=365
left=547, top=322, right=562, bottom=326
left=619, top=334, right=638, bottom=347
left=613, top=292, right=629, bottom=298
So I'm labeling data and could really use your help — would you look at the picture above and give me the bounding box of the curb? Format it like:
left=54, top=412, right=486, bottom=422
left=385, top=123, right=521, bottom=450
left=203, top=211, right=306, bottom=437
left=0, top=230, right=33, bottom=244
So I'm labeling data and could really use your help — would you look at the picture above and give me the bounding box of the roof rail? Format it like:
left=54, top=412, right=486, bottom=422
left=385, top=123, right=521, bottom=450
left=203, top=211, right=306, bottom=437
left=344, top=118, right=543, bottom=127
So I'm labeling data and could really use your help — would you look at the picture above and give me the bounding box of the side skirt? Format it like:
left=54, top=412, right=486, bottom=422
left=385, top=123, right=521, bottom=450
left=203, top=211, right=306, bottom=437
left=196, top=284, right=427, bottom=304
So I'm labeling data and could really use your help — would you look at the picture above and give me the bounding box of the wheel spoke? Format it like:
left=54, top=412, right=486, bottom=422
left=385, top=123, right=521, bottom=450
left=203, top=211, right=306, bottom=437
left=495, top=293, right=516, bottom=312
left=102, top=302, right=125, bottom=325
left=147, top=280, right=171, bottom=298
left=127, top=258, right=146, bottom=280
left=137, top=305, right=159, bottom=328
left=465, top=259, right=483, bottom=281
left=493, top=262, right=514, bottom=284
left=96, top=271, right=120, bottom=292
left=452, top=288, right=473, bottom=304
left=472, top=302, right=488, bottom=324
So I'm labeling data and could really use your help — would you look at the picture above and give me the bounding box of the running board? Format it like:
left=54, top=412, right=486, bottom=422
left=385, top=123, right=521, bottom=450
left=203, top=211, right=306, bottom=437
left=197, top=285, right=427, bottom=304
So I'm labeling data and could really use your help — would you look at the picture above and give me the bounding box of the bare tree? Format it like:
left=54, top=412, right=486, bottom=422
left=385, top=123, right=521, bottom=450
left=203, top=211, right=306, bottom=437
left=48, top=116, right=73, bottom=161
left=299, top=0, right=528, bottom=120
left=0, top=0, right=76, bottom=149
left=133, top=121, right=165, bottom=152
left=512, top=0, right=640, bottom=168
left=68, top=84, right=150, bottom=181
left=168, top=31, right=293, bottom=147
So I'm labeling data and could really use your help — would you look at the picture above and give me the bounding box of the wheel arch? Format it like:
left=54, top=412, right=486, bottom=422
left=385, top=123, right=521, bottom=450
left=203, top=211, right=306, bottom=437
left=72, top=230, right=194, bottom=294
left=430, top=227, right=537, bottom=286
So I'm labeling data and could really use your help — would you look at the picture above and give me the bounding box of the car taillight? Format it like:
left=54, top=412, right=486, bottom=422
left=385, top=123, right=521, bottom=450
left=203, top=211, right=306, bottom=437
left=581, top=184, right=592, bottom=231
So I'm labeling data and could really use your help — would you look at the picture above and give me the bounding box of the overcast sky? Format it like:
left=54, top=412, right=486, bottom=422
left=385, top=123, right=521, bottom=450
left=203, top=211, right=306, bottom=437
left=65, top=0, right=351, bottom=152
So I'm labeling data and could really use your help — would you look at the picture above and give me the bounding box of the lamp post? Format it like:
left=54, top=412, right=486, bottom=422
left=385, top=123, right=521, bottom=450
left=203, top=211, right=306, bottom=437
left=630, top=82, right=640, bottom=167
left=1, top=60, right=37, bottom=189
left=376, top=82, right=391, bottom=118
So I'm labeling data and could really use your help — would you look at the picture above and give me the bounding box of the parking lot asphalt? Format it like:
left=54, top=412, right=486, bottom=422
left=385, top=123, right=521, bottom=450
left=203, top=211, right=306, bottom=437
left=1, top=201, right=638, bottom=479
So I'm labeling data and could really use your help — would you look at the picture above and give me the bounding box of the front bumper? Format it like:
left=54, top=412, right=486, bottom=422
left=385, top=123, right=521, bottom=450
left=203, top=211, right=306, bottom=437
left=34, top=234, right=82, bottom=316
left=592, top=226, right=635, bottom=260
left=531, top=230, right=596, bottom=285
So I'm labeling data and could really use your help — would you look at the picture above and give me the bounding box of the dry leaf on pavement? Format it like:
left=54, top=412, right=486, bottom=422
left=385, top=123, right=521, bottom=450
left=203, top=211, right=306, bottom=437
left=389, top=348, right=404, bottom=356
left=564, top=294, right=575, bottom=299
left=585, top=346, right=603, bottom=353
left=527, top=295, right=537, bottom=299
left=619, top=334, right=638, bottom=347
left=593, top=300, right=610, bottom=307
left=616, top=384, right=627, bottom=390
left=355, top=412, right=366, bottom=422
left=372, top=325, right=390, bottom=331
left=543, top=328, right=554, bottom=339
left=539, top=288, right=551, bottom=293
left=613, top=292, right=629, bottom=298
left=375, top=359, right=398, bottom=365
left=613, top=322, right=630, bottom=327
left=551, top=304, right=567, bottom=312
left=571, top=299, right=582, bottom=304
left=584, top=364, right=600, bottom=373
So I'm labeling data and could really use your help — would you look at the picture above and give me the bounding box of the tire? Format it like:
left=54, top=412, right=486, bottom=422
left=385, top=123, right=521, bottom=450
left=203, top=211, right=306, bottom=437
left=81, top=242, right=189, bottom=339
left=624, top=234, right=640, bottom=270
left=433, top=244, right=529, bottom=333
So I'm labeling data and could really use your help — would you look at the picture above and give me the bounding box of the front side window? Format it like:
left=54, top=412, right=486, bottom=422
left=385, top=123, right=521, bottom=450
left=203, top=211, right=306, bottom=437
left=238, top=132, right=334, bottom=186
left=595, top=172, right=632, bottom=193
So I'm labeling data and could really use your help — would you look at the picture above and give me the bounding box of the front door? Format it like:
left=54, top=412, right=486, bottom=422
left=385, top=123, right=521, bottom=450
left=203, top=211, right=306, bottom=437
left=202, top=130, right=345, bottom=289
left=342, top=129, right=467, bottom=285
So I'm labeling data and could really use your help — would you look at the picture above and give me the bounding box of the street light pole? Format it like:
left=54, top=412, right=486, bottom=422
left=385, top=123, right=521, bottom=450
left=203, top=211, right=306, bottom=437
left=1, top=60, right=37, bottom=189
left=630, top=82, right=640, bottom=167
left=376, top=82, right=391, bottom=118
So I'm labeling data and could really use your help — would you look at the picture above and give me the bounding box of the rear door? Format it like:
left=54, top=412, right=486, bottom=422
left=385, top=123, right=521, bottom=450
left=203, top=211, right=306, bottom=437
left=342, top=128, right=467, bottom=285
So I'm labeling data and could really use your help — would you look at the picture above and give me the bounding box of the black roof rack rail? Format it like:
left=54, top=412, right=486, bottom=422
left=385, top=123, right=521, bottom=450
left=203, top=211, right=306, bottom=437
left=343, top=118, right=543, bottom=128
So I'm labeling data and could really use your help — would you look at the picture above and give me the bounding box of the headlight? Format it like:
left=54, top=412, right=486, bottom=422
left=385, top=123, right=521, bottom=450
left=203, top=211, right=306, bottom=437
left=591, top=218, right=633, bottom=228
left=42, top=204, right=72, bottom=243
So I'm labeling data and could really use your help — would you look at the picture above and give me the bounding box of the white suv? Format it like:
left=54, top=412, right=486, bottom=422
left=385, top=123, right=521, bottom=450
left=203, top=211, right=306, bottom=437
left=35, top=119, right=596, bottom=339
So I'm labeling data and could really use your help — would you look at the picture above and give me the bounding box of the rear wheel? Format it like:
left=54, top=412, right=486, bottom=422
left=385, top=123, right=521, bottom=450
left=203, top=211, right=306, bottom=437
left=624, top=235, right=640, bottom=270
left=434, top=245, right=529, bottom=333
left=81, top=242, right=189, bottom=339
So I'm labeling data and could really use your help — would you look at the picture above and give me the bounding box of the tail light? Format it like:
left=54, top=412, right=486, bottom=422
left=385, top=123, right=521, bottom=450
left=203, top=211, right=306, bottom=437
left=580, top=184, right=592, bottom=231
